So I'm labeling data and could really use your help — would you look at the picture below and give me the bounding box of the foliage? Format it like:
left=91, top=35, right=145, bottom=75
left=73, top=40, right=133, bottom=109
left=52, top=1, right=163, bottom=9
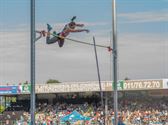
left=46, top=79, right=61, bottom=84
left=0, top=105, right=5, bottom=113
left=124, top=77, right=130, bottom=80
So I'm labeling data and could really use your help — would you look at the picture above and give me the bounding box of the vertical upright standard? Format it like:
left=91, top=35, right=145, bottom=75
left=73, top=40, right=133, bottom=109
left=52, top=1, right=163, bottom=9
left=30, top=0, right=36, bottom=124
left=112, top=0, right=118, bottom=125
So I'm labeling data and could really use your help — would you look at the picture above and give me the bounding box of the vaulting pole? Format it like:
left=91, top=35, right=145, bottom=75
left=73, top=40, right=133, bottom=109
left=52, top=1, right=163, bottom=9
left=93, top=36, right=104, bottom=106
left=93, top=36, right=105, bottom=124
left=112, top=0, right=118, bottom=125
left=30, top=0, right=36, bottom=124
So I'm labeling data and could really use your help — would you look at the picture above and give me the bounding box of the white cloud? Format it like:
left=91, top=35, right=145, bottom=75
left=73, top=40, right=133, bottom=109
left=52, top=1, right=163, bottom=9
left=118, top=33, right=168, bottom=79
left=0, top=22, right=168, bottom=84
left=0, top=22, right=111, bottom=84
left=119, top=10, right=168, bottom=23
left=1, top=21, right=109, bottom=34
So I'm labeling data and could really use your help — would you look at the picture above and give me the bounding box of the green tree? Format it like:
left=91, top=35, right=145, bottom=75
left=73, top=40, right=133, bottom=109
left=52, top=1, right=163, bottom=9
left=124, top=77, right=130, bottom=80
left=0, top=105, right=5, bottom=113
left=46, top=79, right=61, bottom=84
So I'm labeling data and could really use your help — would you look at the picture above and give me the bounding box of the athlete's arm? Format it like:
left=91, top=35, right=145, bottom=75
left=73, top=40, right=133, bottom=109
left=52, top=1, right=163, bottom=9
left=75, top=23, right=84, bottom=27
left=69, top=29, right=89, bottom=33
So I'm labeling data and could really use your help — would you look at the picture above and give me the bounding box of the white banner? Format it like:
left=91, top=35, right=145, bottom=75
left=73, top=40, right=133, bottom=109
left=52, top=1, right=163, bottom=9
left=36, top=81, right=111, bottom=93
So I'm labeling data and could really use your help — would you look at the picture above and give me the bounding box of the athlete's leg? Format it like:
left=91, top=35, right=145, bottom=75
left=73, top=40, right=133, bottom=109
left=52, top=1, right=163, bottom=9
left=46, top=24, right=58, bottom=44
left=58, top=39, right=65, bottom=47
left=47, top=24, right=52, bottom=32
left=35, top=31, right=42, bottom=41
left=46, top=36, right=59, bottom=44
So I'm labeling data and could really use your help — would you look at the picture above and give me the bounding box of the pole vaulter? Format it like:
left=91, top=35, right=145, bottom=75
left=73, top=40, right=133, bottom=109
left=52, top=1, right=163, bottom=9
left=35, top=16, right=112, bottom=52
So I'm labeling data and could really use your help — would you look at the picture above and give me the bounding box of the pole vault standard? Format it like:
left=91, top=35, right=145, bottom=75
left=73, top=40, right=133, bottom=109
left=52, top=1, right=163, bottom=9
left=30, top=0, right=36, bottom=124
left=112, top=0, right=118, bottom=125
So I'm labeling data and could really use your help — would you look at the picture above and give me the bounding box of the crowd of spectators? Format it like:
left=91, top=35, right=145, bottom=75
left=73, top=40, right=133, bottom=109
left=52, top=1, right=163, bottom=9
left=0, top=95, right=168, bottom=125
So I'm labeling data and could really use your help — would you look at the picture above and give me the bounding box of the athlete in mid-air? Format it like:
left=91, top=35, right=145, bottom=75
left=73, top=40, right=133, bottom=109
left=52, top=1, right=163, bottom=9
left=41, top=16, right=89, bottom=47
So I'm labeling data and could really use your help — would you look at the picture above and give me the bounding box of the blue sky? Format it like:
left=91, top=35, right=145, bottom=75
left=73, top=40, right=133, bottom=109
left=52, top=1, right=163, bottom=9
left=0, top=0, right=167, bottom=83
left=0, top=0, right=167, bottom=33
